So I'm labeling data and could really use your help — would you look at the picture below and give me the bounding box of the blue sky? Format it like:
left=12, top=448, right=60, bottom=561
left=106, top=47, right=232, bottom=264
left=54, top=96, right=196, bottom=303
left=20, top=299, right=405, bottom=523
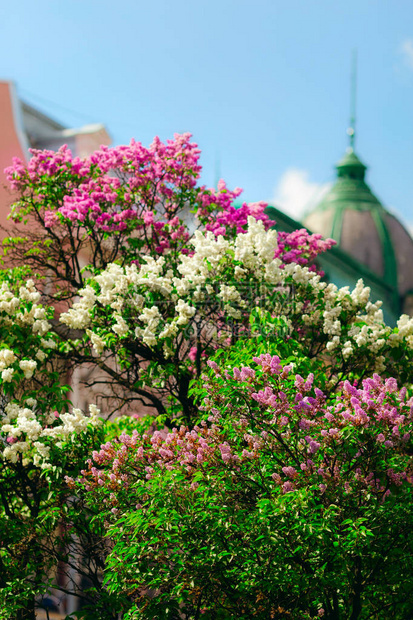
left=1, top=0, right=413, bottom=225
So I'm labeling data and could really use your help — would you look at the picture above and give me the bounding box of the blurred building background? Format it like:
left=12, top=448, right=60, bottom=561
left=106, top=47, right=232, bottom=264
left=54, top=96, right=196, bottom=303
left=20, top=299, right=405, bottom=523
left=266, top=139, right=413, bottom=325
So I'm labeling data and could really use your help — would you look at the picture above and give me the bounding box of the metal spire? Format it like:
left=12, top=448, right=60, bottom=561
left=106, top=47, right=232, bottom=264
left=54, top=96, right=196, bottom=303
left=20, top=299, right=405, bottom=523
left=346, top=49, right=357, bottom=151
left=214, top=151, right=221, bottom=188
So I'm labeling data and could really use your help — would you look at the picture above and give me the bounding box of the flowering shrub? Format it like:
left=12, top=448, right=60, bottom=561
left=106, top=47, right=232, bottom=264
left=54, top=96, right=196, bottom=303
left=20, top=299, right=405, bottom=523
left=2, top=134, right=337, bottom=425
left=0, top=269, right=102, bottom=468
left=76, top=349, right=413, bottom=619
left=3, top=135, right=272, bottom=291
left=5, top=135, right=331, bottom=268
left=0, top=135, right=339, bottom=617
left=57, top=218, right=413, bottom=423
left=0, top=268, right=106, bottom=618
left=3, top=134, right=413, bottom=618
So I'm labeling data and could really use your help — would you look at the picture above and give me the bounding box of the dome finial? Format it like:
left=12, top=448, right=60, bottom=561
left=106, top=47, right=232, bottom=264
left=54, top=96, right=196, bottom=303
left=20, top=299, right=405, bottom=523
left=346, top=49, right=357, bottom=152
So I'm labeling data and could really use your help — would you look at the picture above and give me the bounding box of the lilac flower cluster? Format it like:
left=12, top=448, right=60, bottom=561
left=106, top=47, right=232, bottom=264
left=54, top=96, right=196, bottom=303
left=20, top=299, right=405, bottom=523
left=5, top=134, right=334, bottom=268
left=75, top=354, right=413, bottom=513
left=206, top=355, right=413, bottom=500
left=275, top=228, right=335, bottom=272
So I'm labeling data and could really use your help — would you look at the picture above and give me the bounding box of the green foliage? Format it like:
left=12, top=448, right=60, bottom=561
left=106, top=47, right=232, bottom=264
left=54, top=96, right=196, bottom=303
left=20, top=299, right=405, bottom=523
left=79, top=341, right=413, bottom=619
left=104, top=414, right=155, bottom=440
left=0, top=423, right=106, bottom=617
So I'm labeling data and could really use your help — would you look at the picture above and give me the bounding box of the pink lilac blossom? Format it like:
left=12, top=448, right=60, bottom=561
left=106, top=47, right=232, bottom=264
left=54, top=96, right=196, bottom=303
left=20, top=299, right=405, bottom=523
left=75, top=356, right=413, bottom=511
left=274, top=228, right=336, bottom=271
left=5, top=134, right=334, bottom=268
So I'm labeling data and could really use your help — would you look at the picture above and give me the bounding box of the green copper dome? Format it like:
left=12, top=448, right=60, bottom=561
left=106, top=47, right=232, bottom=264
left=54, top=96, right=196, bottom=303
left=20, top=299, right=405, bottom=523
left=303, top=148, right=413, bottom=298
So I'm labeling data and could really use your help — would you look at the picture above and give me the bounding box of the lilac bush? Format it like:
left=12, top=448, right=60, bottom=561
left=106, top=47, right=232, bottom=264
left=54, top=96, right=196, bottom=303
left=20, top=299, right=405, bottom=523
left=75, top=349, right=413, bottom=619
left=2, top=134, right=413, bottom=618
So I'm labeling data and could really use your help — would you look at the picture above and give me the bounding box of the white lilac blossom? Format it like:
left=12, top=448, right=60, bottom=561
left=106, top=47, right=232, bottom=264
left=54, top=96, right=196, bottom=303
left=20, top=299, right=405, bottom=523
left=60, top=218, right=288, bottom=349
left=0, top=279, right=57, bottom=388
left=19, top=359, right=37, bottom=379
left=1, top=368, right=14, bottom=382
left=2, top=217, right=410, bottom=397
left=56, top=217, right=413, bottom=378
left=0, top=349, right=17, bottom=371
left=1, top=402, right=102, bottom=469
